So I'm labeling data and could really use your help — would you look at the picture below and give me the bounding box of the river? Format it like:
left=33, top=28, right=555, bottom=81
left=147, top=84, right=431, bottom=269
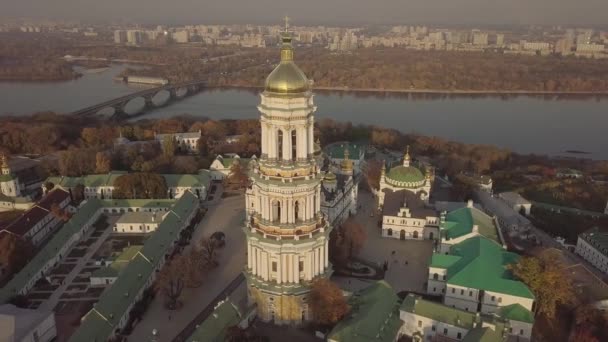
left=1, top=64, right=607, bottom=159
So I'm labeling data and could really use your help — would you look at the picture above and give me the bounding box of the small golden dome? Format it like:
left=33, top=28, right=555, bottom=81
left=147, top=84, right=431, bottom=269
left=324, top=171, right=337, bottom=182
left=264, top=33, right=309, bottom=94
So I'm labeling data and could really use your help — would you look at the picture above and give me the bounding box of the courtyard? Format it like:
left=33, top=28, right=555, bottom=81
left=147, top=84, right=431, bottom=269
left=335, top=189, right=434, bottom=294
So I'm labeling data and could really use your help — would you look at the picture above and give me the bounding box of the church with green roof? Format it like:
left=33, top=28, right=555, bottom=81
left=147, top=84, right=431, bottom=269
left=378, top=147, right=433, bottom=206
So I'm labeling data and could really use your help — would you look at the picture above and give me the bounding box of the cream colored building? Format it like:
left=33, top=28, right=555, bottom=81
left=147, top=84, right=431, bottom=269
left=243, top=28, right=332, bottom=325
left=113, top=211, right=166, bottom=234
left=381, top=189, right=439, bottom=240
left=0, top=154, right=22, bottom=198
left=575, top=227, right=608, bottom=275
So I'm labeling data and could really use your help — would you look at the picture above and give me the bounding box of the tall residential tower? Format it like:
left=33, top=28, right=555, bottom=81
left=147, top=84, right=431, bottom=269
left=243, top=26, right=332, bottom=325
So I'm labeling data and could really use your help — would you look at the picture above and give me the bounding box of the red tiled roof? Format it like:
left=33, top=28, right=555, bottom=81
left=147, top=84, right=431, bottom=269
left=4, top=206, right=50, bottom=237
left=37, top=189, right=70, bottom=211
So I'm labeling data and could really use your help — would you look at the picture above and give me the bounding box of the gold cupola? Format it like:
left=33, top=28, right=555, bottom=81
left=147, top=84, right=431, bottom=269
left=341, top=146, right=354, bottom=173
left=264, top=24, right=310, bottom=94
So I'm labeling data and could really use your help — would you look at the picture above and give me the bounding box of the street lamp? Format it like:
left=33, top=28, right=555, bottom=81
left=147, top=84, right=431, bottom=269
left=151, top=328, right=158, bottom=342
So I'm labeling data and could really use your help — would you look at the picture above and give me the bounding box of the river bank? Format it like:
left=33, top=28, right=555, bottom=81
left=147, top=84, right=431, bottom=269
left=219, top=84, right=608, bottom=98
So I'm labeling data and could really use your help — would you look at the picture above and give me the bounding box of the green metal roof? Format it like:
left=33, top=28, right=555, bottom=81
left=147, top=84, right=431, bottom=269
left=0, top=174, right=16, bottom=182
left=47, top=171, right=210, bottom=191
left=162, top=172, right=210, bottom=188
left=442, top=207, right=500, bottom=244
left=328, top=281, right=402, bottom=342
left=401, top=294, right=477, bottom=329
left=462, top=321, right=509, bottom=342
left=92, top=246, right=143, bottom=278
left=439, top=237, right=534, bottom=299
left=0, top=199, right=102, bottom=303
left=70, top=192, right=199, bottom=342
left=430, top=254, right=462, bottom=269
left=386, top=165, right=425, bottom=183
left=100, top=198, right=174, bottom=208
left=68, top=310, right=114, bottom=342
left=497, top=304, right=534, bottom=323
left=187, top=300, right=242, bottom=342
left=325, top=142, right=365, bottom=160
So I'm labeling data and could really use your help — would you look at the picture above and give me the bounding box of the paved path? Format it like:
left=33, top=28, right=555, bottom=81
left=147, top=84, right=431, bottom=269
left=40, top=220, right=114, bottom=311
left=344, top=190, right=433, bottom=293
left=129, top=194, right=247, bottom=342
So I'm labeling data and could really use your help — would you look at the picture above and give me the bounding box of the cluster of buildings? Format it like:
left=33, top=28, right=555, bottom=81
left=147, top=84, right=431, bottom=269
left=45, top=169, right=211, bottom=201
left=108, top=22, right=608, bottom=59
left=0, top=154, right=46, bottom=211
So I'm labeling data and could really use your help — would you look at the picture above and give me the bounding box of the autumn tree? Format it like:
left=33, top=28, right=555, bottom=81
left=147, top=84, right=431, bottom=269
left=571, top=305, right=608, bottom=342
left=95, top=152, right=111, bottom=173
left=50, top=203, right=71, bottom=222
left=509, top=249, right=574, bottom=318
left=113, top=173, right=168, bottom=199
left=162, top=136, right=176, bottom=158
left=363, top=159, right=382, bottom=191
left=156, top=256, right=186, bottom=310
left=0, top=233, right=34, bottom=276
left=181, top=248, right=206, bottom=288
left=200, top=237, right=219, bottom=267
left=226, top=161, right=249, bottom=190
left=330, top=219, right=367, bottom=266
left=309, top=278, right=349, bottom=326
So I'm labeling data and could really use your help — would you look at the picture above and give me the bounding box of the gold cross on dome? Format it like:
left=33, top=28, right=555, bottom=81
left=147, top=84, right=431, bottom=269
left=284, top=15, right=290, bottom=31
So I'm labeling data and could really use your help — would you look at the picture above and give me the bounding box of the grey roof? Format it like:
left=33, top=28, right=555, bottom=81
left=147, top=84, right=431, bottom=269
left=579, top=227, right=608, bottom=258
left=0, top=304, right=54, bottom=341
left=499, top=192, right=531, bottom=205
left=382, top=189, right=436, bottom=218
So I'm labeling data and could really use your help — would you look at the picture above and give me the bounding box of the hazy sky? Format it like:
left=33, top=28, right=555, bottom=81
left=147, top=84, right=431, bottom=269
left=3, top=0, right=608, bottom=26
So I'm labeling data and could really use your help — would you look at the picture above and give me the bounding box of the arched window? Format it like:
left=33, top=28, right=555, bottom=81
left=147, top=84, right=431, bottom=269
left=413, top=231, right=419, bottom=239
left=272, top=201, right=281, bottom=222
left=291, top=130, right=297, bottom=161
left=387, top=228, right=393, bottom=236
left=295, top=201, right=300, bottom=221
left=278, top=130, right=283, bottom=160
left=491, top=295, right=496, bottom=301
left=433, top=273, right=438, bottom=280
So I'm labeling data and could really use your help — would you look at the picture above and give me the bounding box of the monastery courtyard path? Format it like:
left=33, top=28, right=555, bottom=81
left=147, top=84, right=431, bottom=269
left=345, top=190, right=434, bottom=294
left=130, top=193, right=247, bottom=342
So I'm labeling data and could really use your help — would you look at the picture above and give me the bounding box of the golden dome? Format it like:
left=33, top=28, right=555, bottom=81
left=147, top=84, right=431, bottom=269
left=324, top=171, right=337, bottom=182
left=264, top=33, right=310, bottom=94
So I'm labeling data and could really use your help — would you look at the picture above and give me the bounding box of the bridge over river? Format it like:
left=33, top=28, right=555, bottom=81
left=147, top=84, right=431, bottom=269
left=70, top=80, right=206, bottom=119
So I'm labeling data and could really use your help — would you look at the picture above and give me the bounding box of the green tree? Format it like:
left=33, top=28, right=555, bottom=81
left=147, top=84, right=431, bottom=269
left=162, top=136, right=176, bottom=158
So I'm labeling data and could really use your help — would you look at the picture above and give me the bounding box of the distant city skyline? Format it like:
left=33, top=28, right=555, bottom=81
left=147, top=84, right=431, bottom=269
left=2, top=0, right=608, bottom=27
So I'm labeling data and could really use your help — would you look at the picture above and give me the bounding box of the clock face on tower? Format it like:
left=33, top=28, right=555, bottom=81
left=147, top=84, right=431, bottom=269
left=242, top=27, right=332, bottom=325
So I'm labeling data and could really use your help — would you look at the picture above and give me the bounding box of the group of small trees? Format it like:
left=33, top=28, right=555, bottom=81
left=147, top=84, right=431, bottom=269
left=155, top=236, right=222, bottom=310
left=113, top=173, right=168, bottom=199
